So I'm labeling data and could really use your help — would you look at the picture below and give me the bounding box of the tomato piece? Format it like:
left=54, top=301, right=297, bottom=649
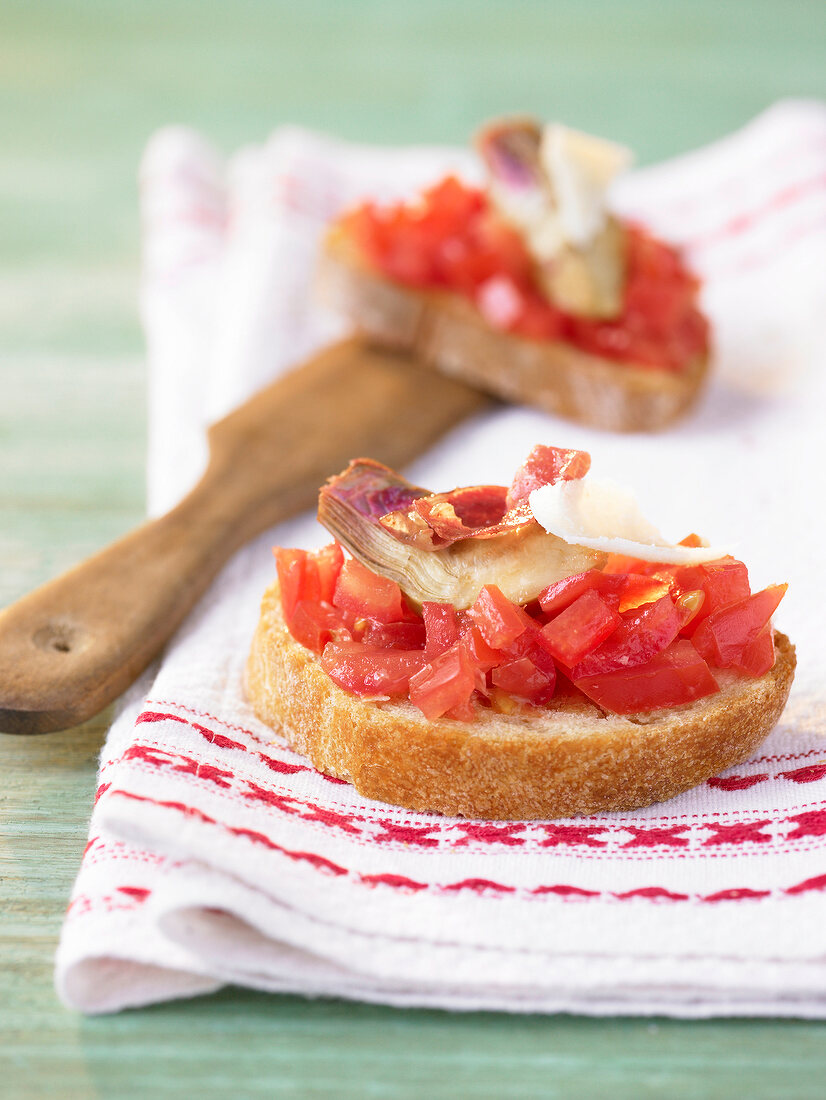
left=506, top=444, right=591, bottom=506
left=408, top=644, right=477, bottom=720
left=575, top=639, right=719, bottom=715
left=422, top=602, right=460, bottom=659
left=515, top=292, right=568, bottom=341
left=618, top=574, right=671, bottom=613
left=571, top=229, right=708, bottom=371
left=570, top=594, right=685, bottom=679
left=289, top=601, right=351, bottom=654
left=700, top=558, right=751, bottom=614
left=692, top=584, right=787, bottom=669
left=673, top=558, right=747, bottom=638
left=467, top=584, right=530, bottom=648
left=602, top=553, right=661, bottom=576
left=539, top=570, right=601, bottom=615
left=541, top=589, right=621, bottom=666
left=360, top=618, right=427, bottom=650
left=667, top=563, right=705, bottom=600
left=445, top=697, right=478, bottom=722
left=321, top=642, right=426, bottom=697
left=476, top=274, right=523, bottom=329
left=491, top=656, right=555, bottom=704
left=733, top=627, right=776, bottom=677
left=273, top=547, right=314, bottom=619
left=333, top=558, right=406, bottom=623
left=540, top=569, right=668, bottom=616
left=313, top=543, right=345, bottom=604
left=460, top=619, right=502, bottom=673
left=675, top=557, right=751, bottom=637
left=476, top=214, right=535, bottom=283
left=502, top=619, right=557, bottom=679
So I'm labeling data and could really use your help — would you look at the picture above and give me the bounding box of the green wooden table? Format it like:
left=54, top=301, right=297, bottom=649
left=2, top=2, right=825, bottom=1095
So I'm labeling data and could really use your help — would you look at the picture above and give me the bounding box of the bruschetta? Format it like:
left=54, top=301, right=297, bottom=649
left=246, top=446, right=794, bottom=819
left=321, top=119, right=710, bottom=432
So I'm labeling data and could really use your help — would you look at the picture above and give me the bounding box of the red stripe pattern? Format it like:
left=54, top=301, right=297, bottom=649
left=102, top=786, right=826, bottom=906
left=95, top=709, right=826, bottom=862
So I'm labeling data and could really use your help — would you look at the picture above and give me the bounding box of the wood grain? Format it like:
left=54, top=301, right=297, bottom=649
left=0, top=339, right=488, bottom=734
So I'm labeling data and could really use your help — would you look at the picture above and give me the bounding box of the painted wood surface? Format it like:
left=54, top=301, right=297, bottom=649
left=2, top=1, right=825, bottom=1095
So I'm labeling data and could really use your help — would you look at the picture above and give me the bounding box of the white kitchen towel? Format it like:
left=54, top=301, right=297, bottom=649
left=56, top=101, right=826, bottom=1016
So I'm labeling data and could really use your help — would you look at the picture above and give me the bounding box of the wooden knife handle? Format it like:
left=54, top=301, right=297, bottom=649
left=0, top=340, right=489, bottom=734
left=0, top=475, right=271, bottom=735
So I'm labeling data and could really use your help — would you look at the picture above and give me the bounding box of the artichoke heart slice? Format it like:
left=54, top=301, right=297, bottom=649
left=318, top=460, right=604, bottom=610
left=475, top=117, right=629, bottom=319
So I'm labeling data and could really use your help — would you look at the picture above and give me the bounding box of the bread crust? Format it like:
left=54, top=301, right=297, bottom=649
left=319, top=230, right=710, bottom=433
left=245, top=582, right=796, bottom=820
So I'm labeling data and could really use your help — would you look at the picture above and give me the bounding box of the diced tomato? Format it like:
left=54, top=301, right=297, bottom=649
left=445, top=697, right=478, bottom=722
left=422, top=602, right=460, bottom=659
left=313, top=542, right=345, bottom=604
left=476, top=274, right=522, bottom=329
left=289, top=601, right=351, bottom=654
left=666, top=563, right=705, bottom=599
left=275, top=508, right=776, bottom=724
left=467, top=584, right=530, bottom=648
left=514, top=292, right=568, bottom=341
left=408, top=644, right=477, bottom=720
left=273, top=547, right=313, bottom=619
left=618, top=574, right=671, bottom=612
left=459, top=619, right=502, bottom=673
left=491, top=656, right=555, bottom=704
left=675, top=557, right=751, bottom=636
left=602, top=553, right=661, bottom=576
left=502, top=619, right=558, bottom=679
left=333, top=558, right=406, bottom=623
left=539, top=569, right=668, bottom=616
left=476, top=214, right=535, bottom=283
left=360, top=618, right=427, bottom=650
left=575, top=639, right=719, bottom=715
left=321, top=642, right=426, bottom=697
left=569, top=229, right=708, bottom=371
left=506, top=444, right=591, bottom=506
left=570, top=594, right=685, bottom=679
left=274, top=543, right=347, bottom=621
left=734, top=627, right=776, bottom=677
left=699, top=558, right=751, bottom=615
left=539, top=570, right=601, bottom=615
left=692, top=584, right=787, bottom=669
left=541, top=590, right=621, bottom=666
left=423, top=175, right=486, bottom=232
left=341, top=180, right=707, bottom=372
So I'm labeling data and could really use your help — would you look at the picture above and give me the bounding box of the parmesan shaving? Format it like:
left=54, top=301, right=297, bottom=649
left=539, top=124, right=632, bottom=249
left=529, top=478, right=730, bottom=564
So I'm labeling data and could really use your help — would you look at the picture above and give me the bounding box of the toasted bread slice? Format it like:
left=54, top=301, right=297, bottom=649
left=245, top=581, right=795, bottom=820
left=320, top=230, right=710, bottom=434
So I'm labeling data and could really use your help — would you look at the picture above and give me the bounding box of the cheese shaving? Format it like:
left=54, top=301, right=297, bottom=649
left=529, top=478, right=730, bottom=564
left=540, top=124, right=632, bottom=248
